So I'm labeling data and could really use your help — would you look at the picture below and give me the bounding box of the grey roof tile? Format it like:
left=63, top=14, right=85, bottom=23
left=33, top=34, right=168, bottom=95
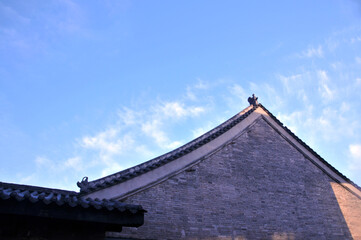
left=0, top=181, right=145, bottom=214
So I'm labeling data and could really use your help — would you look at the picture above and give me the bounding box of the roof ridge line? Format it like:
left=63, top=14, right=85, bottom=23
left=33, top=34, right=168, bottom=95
left=258, top=104, right=361, bottom=192
left=78, top=104, right=257, bottom=194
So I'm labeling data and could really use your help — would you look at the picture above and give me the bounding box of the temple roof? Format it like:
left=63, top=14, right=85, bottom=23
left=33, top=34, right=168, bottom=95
left=78, top=98, right=361, bottom=197
left=0, top=181, right=145, bottom=227
left=0, top=181, right=143, bottom=213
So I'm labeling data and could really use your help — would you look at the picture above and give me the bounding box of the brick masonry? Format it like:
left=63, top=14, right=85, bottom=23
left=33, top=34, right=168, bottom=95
left=113, top=117, right=360, bottom=240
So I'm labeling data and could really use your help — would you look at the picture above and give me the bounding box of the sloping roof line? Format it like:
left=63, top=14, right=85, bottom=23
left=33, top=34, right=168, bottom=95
left=0, top=181, right=144, bottom=214
left=78, top=105, right=257, bottom=194
left=259, top=105, right=361, bottom=192
left=78, top=103, right=360, bottom=194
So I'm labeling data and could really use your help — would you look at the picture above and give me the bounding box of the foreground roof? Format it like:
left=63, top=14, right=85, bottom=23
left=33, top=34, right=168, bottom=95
left=0, top=181, right=145, bottom=227
left=78, top=97, right=361, bottom=199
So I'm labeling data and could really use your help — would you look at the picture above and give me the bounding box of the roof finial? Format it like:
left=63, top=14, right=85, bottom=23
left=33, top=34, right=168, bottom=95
left=77, top=176, right=89, bottom=190
left=248, top=94, right=259, bottom=106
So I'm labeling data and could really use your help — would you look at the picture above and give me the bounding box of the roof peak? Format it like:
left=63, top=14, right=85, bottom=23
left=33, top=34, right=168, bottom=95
left=248, top=94, right=259, bottom=106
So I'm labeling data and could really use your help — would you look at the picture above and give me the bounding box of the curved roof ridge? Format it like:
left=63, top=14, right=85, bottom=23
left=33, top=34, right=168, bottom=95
left=78, top=105, right=257, bottom=194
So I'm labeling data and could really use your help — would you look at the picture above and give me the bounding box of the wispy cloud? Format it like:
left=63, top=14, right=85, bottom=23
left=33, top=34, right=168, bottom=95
left=348, top=144, right=361, bottom=171
left=81, top=128, right=133, bottom=154
left=53, top=0, right=85, bottom=34
left=278, top=74, right=303, bottom=94
left=64, top=156, right=82, bottom=170
left=299, top=45, right=324, bottom=58
left=24, top=155, right=86, bottom=189
left=185, top=78, right=210, bottom=101
left=71, top=96, right=209, bottom=179
left=0, top=2, right=30, bottom=25
left=156, top=101, right=205, bottom=119
left=78, top=126, right=136, bottom=177
left=141, top=119, right=181, bottom=149
left=192, top=121, right=221, bottom=139
left=278, top=103, right=359, bottom=145
left=317, top=70, right=335, bottom=102
left=229, top=84, right=248, bottom=101
left=136, top=101, right=206, bottom=149
left=0, top=0, right=87, bottom=57
left=356, top=78, right=361, bottom=85
left=35, top=155, right=84, bottom=172
left=355, top=56, right=361, bottom=64
left=350, top=36, right=361, bottom=44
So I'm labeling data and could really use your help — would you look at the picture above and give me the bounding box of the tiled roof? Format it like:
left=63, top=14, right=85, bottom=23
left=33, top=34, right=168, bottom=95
left=0, top=181, right=144, bottom=214
left=78, top=102, right=360, bottom=194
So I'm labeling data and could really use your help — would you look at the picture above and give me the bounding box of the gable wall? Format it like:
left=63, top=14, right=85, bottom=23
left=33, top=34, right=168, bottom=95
left=112, top=118, right=357, bottom=239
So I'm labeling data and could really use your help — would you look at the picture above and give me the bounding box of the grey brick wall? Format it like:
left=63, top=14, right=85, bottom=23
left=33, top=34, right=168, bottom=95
left=115, top=118, right=357, bottom=240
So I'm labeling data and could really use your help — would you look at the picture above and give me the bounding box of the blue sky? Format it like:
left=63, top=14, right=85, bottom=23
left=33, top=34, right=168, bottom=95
left=1, top=0, right=361, bottom=190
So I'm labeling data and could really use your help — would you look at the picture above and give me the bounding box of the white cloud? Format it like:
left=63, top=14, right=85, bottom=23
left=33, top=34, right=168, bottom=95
left=350, top=36, right=361, bottom=44
left=81, top=128, right=133, bottom=154
left=100, top=161, right=123, bottom=177
left=64, top=156, right=82, bottom=170
left=141, top=120, right=168, bottom=146
left=134, top=145, right=156, bottom=159
left=118, top=107, right=140, bottom=126
left=141, top=119, right=183, bottom=149
left=77, top=99, right=207, bottom=176
left=229, top=84, right=248, bottom=100
left=35, top=155, right=84, bottom=172
left=356, top=57, right=361, bottom=64
left=222, top=83, right=250, bottom=112
left=192, top=127, right=209, bottom=138
left=79, top=126, right=136, bottom=177
left=19, top=174, right=36, bottom=184
left=35, top=156, right=51, bottom=167
left=129, top=100, right=207, bottom=149
left=186, top=86, right=197, bottom=101
left=0, top=0, right=88, bottom=58
left=330, top=61, right=343, bottom=70
left=77, top=98, right=208, bottom=174
left=348, top=144, right=361, bottom=171
left=299, top=45, right=323, bottom=58
left=317, top=70, right=335, bottom=102
left=340, top=102, right=350, bottom=113
left=0, top=2, right=30, bottom=25
left=185, top=79, right=211, bottom=101
left=356, top=78, right=361, bottom=85
left=278, top=74, right=302, bottom=94
left=192, top=122, right=218, bottom=138
left=279, top=103, right=360, bottom=147
left=277, top=111, right=304, bottom=134
left=54, top=0, right=85, bottom=34
left=250, top=82, right=285, bottom=110
left=157, top=101, right=205, bottom=119
left=325, top=37, right=339, bottom=52
left=194, top=79, right=209, bottom=89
